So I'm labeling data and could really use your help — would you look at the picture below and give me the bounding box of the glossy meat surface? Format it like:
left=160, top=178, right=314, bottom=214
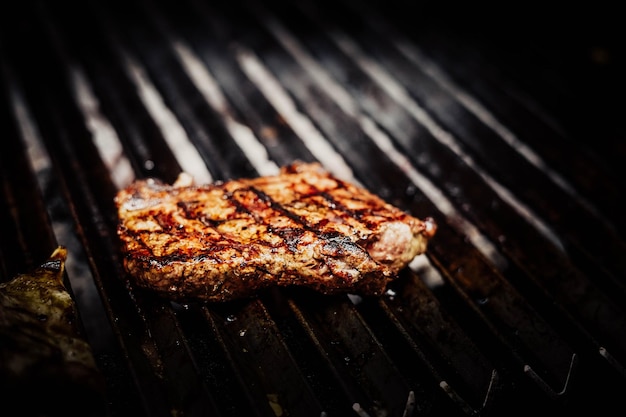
left=115, top=162, right=436, bottom=302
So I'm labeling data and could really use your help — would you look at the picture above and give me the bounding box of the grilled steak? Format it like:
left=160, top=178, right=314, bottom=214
left=115, top=162, right=437, bottom=302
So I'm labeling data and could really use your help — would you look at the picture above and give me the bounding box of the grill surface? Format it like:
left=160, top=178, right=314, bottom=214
left=1, top=0, right=625, bottom=416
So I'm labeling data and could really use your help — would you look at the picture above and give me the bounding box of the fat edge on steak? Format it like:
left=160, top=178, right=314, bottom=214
left=115, top=162, right=437, bottom=302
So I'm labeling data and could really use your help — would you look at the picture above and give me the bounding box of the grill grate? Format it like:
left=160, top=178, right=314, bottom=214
left=1, top=0, right=625, bottom=416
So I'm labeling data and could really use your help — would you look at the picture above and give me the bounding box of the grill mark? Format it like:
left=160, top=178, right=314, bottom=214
left=177, top=200, right=227, bottom=228
left=179, top=201, right=269, bottom=266
left=226, top=187, right=311, bottom=252
left=249, top=188, right=314, bottom=232
left=316, top=190, right=382, bottom=230
left=225, top=186, right=327, bottom=265
left=249, top=186, right=338, bottom=239
left=128, top=228, right=248, bottom=267
left=122, top=199, right=242, bottom=265
left=223, top=188, right=317, bottom=277
left=318, top=177, right=404, bottom=230
left=153, top=212, right=178, bottom=232
left=175, top=198, right=253, bottom=248
left=244, top=185, right=378, bottom=267
left=125, top=229, right=157, bottom=262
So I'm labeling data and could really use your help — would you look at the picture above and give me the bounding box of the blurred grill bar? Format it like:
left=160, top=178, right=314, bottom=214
left=1, top=0, right=625, bottom=416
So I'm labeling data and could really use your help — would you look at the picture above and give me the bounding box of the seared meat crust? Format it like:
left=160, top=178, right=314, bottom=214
left=115, top=162, right=436, bottom=302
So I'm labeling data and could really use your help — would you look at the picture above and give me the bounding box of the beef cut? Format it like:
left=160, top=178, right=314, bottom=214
left=115, top=162, right=436, bottom=302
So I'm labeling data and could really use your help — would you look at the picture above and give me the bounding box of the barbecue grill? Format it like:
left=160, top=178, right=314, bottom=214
left=1, top=0, right=625, bottom=416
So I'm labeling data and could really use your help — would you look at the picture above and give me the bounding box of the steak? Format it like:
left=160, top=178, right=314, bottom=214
left=115, top=162, right=437, bottom=302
